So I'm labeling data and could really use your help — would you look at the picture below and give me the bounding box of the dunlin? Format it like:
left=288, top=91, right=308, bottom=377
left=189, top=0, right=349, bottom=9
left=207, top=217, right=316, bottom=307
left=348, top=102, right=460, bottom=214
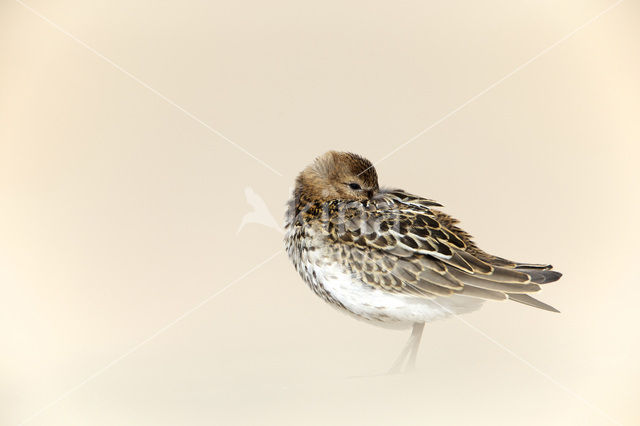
left=284, top=151, right=561, bottom=373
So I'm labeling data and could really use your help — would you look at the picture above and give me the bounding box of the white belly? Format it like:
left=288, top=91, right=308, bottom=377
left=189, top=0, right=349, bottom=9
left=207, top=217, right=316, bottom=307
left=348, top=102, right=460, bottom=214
left=311, top=263, right=485, bottom=329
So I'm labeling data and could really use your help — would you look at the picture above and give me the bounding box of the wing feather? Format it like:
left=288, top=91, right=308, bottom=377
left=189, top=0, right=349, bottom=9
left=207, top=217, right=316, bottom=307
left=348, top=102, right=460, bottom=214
left=326, top=189, right=560, bottom=311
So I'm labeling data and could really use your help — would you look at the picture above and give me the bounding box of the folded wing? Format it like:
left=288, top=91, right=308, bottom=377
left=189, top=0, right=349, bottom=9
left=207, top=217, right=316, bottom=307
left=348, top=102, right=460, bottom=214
left=327, top=189, right=561, bottom=312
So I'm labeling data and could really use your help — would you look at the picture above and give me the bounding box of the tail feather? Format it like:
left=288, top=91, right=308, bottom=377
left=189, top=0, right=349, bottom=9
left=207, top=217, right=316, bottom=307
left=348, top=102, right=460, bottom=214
left=519, top=269, right=563, bottom=284
left=507, top=293, right=560, bottom=313
left=513, top=262, right=553, bottom=270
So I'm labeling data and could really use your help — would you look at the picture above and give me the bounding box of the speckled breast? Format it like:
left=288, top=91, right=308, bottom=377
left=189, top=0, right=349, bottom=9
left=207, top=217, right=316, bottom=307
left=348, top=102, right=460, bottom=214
left=284, top=216, right=345, bottom=309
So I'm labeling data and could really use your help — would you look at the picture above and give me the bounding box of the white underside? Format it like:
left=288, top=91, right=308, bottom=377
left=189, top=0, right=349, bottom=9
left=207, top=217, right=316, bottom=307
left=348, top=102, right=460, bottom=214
left=312, top=263, right=485, bottom=329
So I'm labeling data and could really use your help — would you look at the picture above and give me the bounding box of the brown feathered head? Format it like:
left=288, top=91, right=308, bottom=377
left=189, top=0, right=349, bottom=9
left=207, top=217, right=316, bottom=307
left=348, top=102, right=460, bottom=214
left=295, top=151, right=379, bottom=202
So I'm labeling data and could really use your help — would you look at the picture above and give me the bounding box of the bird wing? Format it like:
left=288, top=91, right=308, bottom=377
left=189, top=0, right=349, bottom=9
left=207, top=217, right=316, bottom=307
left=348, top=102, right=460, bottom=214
left=325, top=189, right=561, bottom=312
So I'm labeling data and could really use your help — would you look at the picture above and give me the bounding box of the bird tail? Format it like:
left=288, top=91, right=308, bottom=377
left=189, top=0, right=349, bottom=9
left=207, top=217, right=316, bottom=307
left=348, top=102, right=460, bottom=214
left=508, top=264, right=561, bottom=312
left=489, top=259, right=562, bottom=312
left=506, top=293, right=560, bottom=313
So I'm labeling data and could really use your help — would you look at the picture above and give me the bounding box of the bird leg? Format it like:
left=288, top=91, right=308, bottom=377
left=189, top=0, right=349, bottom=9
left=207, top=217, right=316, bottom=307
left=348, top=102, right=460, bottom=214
left=388, top=337, right=413, bottom=374
left=406, top=322, right=425, bottom=371
left=388, top=322, right=425, bottom=374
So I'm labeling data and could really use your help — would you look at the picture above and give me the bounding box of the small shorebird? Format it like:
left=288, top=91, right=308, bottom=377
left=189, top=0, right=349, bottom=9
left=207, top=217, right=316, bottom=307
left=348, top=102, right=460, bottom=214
left=284, top=151, right=561, bottom=373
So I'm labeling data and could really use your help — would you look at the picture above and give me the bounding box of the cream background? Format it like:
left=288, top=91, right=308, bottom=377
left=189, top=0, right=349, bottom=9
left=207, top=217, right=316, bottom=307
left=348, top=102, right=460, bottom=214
left=1, top=0, right=639, bottom=425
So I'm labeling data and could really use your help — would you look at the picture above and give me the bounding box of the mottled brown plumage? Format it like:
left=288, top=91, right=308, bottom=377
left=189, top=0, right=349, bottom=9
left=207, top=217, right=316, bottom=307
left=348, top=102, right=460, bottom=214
left=284, top=151, right=561, bottom=372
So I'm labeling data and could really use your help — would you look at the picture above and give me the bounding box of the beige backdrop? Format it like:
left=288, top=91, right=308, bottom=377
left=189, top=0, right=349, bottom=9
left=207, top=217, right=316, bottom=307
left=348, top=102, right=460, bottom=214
left=2, top=0, right=639, bottom=425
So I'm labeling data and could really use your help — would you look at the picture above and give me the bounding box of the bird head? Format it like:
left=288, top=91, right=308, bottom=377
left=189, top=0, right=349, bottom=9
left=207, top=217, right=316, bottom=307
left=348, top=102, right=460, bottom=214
left=295, top=151, right=379, bottom=202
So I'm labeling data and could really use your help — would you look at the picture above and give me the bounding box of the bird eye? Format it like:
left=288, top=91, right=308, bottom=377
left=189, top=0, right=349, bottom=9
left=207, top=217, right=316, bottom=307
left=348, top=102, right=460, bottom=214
left=348, top=182, right=362, bottom=190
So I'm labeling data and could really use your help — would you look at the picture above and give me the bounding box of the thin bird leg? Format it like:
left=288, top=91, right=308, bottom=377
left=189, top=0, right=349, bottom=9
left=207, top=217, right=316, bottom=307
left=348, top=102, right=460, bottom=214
left=388, top=323, right=424, bottom=374
left=406, top=322, right=425, bottom=371
left=388, top=335, right=413, bottom=374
